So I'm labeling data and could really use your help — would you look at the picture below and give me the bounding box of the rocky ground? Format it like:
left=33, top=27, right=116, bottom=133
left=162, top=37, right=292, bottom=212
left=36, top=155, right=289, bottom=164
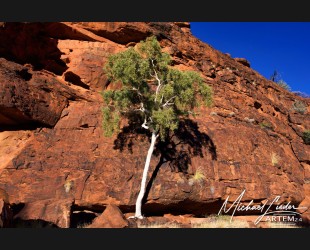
left=0, top=22, right=309, bottom=228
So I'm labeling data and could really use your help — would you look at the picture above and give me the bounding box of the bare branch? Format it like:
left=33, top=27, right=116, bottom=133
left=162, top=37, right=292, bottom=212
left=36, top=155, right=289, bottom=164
left=151, top=59, right=162, bottom=102
left=160, top=94, right=164, bottom=104
left=141, top=117, right=149, bottom=130
left=162, top=96, right=177, bottom=107
left=131, top=87, right=143, bottom=103
left=134, top=108, right=144, bottom=112
left=132, top=87, right=143, bottom=97
left=134, top=102, right=147, bottom=113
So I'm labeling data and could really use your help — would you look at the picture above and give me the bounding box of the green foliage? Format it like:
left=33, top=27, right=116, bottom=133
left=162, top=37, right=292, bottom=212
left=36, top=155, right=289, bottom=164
left=292, top=100, right=307, bottom=114
left=152, top=107, right=178, bottom=140
left=104, top=47, right=150, bottom=87
left=302, top=130, right=310, bottom=145
left=101, top=106, right=120, bottom=137
left=102, top=36, right=213, bottom=139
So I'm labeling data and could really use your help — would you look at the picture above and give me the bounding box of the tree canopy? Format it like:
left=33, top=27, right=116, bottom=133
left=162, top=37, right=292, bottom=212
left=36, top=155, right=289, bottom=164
left=102, top=36, right=213, bottom=140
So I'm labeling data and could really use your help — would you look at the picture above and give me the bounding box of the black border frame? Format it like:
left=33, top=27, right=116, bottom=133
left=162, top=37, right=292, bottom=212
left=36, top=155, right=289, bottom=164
left=1, top=0, right=308, bottom=247
left=1, top=0, right=310, bottom=21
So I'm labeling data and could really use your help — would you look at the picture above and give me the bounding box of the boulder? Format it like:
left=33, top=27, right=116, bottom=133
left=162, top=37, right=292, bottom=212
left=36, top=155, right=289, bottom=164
left=14, top=199, right=74, bottom=228
left=86, top=204, right=128, bottom=228
left=234, top=57, right=251, bottom=67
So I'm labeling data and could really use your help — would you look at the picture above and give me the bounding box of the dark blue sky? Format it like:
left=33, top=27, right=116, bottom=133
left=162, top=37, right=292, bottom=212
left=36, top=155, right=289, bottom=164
left=190, top=22, right=310, bottom=96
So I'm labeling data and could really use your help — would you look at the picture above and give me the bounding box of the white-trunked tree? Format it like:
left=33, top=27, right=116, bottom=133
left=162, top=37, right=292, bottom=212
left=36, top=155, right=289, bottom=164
left=102, top=36, right=212, bottom=219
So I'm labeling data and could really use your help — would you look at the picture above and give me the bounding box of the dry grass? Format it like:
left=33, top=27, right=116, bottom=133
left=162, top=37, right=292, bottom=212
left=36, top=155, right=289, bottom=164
left=266, top=222, right=302, bottom=228
left=64, top=180, right=74, bottom=193
left=193, top=169, right=205, bottom=181
left=189, top=167, right=206, bottom=186
left=271, top=152, right=280, bottom=166
left=77, top=222, right=92, bottom=228
left=137, top=222, right=182, bottom=228
left=191, top=215, right=250, bottom=228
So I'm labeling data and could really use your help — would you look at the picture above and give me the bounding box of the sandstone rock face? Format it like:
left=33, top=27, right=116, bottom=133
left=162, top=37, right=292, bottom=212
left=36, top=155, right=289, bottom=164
left=0, top=130, right=33, bottom=171
left=86, top=204, right=128, bottom=228
left=14, top=199, right=73, bottom=228
left=0, top=58, right=70, bottom=127
left=0, top=22, right=309, bottom=227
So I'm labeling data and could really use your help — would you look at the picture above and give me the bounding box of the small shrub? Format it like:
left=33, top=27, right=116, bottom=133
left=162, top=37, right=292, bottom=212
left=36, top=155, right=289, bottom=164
left=302, top=130, right=310, bottom=145
left=260, top=122, right=273, bottom=130
left=292, top=100, right=307, bottom=114
left=293, top=91, right=310, bottom=98
left=189, top=168, right=206, bottom=186
left=270, top=70, right=291, bottom=91
left=277, top=80, right=291, bottom=91
left=271, top=153, right=280, bottom=166
left=64, top=180, right=74, bottom=193
left=192, top=169, right=205, bottom=181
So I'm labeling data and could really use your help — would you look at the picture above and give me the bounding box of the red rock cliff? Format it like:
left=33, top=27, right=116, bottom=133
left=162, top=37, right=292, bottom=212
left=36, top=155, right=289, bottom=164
left=0, top=22, right=309, bottom=227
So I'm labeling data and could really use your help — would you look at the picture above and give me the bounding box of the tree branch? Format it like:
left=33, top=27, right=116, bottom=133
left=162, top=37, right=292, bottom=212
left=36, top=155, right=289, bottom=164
left=131, top=87, right=143, bottom=104
left=141, top=117, right=149, bottom=129
left=132, top=87, right=143, bottom=97
left=134, top=102, right=147, bottom=113
left=151, top=59, right=162, bottom=103
left=134, top=103, right=151, bottom=130
left=162, top=96, right=176, bottom=108
left=160, top=94, right=164, bottom=104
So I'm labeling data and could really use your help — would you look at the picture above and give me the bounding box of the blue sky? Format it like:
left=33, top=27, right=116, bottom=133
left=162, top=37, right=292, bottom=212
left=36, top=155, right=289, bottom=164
left=190, top=22, right=310, bottom=96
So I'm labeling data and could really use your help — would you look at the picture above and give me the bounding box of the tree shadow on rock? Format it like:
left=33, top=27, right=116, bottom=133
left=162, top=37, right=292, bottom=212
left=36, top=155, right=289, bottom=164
left=113, top=113, right=151, bottom=154
left=154, top=119, right=217, bottom=173
left=114, top=117, right=217, bottom=194
left=113, top=117, right=217, bottom=206
left=140, top=119, right=217, bottom=204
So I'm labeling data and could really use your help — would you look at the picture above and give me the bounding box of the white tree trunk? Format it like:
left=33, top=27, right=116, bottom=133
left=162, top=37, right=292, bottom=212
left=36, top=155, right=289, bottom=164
left=134, top=131, right=158, bottom=219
